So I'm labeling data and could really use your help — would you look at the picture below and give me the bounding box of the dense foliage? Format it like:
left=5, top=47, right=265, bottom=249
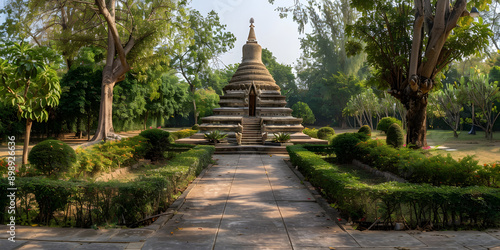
left=287, top=145, right=500, bottom=229
left=330, top=132, right=369, bottom=163
left=357, top=125, right=371, bottom=137
left=386, top=123, right=404, bottom=148
left=291, top=101, right=316, bottom=124
left=317, top=127, right=335, bottom=140
left=377, top=117, right=402, bottom=134
left=0, top=145, right=215, bottom=226
left=28, top=140, right=76, bottom=177
left=139, top=129, right=171, bottom=162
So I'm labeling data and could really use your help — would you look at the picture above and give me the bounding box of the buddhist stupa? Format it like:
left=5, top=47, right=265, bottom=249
left=196, top=19, right=304, bottom=144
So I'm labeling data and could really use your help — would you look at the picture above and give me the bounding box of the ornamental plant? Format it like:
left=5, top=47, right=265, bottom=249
left=317, top=127, right=335, bottom=140
left=273, top=132, right=291, bottom=143
left=303, top=127, right=318, bottom=138
left=330, top=132, right=369, bottom=163
left=386, top=123, right=404, bottom=148
left=377, top=117, right=402, bottom=134
left=204, top=130, right=227, bottom=143
left=28, top=140, right=76, bottom=177
left=139, top=129, right=171, bottom=162
left=358, top=125, right=371, bottom=137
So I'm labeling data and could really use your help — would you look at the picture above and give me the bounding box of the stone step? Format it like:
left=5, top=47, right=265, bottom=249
left=242, top=133, right=261, bottom=136
left=215, top=145, right=287, bottom=154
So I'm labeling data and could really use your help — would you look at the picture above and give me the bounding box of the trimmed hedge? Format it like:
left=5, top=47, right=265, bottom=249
left=0, top=145, right=215, bottom=226
left=171, top=129, right=197, bottom=140
left=355, top=140, right=499, bottom=187
left=28, top=140, right=77, bottom=177
left=358, top=125, right=371, bottom=137
left=330, top=132, right=369, bottom=163
left=386, top=123, right=404, bottom=148
left=377, top=117, right=402, bottom=133
left=287, top=145, right=500, bottom=229
left=317, top=127, right=335, bottom=140
left=303, top=128, right=318, bottom=138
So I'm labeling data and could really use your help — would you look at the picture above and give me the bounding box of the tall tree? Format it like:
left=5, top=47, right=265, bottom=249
left=434, top=85, right=465, bottom=137
left=0, top=42, right=61, bottom=164
left=58, top=66, right=102, bottom=140
left=270, top=0, right=365, bottom=125
left=170, top=10, right=235, bottom=124
left=1, top=0, right=191, bottom=141
left=347, top=0, right=491, bottom=148
left=462, top=67, right=500, bottom=139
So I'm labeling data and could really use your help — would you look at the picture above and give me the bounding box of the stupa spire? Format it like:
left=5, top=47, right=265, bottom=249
left=247, top=18, right=257, bottom=42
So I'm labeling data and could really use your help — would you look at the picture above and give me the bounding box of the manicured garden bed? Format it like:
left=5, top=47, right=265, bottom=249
left=0, top=130, right=213, bottom=228
left=287, top=144, right=500, bottom=230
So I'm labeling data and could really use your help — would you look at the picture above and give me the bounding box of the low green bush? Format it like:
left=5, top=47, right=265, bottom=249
left=358, top=125, right=371, bottom=137
left=303, top=127, right=318, bottom=138
left=1, top=145, right=215, bottom=227
left=171, top=129, right=197, bottom=140
left=76, top=136, right=147, bottom=177
left=317, top=127, right=335, bottom=140
left=330, top=132, right=369, bottom=163
left=139, top=129, right=171, bottom=161
left=356, top=140, right=499, bottom=187
left=377, top=117, right=402, bottom=133
left=386, top=123, right=404, bottom=148
left=28, top=140, right=77, bottom=177
left=287, top=145, right=500, bottom=229
left=191, top=124, right=200, bottom=131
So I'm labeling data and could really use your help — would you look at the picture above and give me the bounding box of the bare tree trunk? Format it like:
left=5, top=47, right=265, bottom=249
left=87, top=112, right=91, bottom=141
left=90, top=0, right=131, bottom=142
left=22, top=119, right=33, bottom=165
left=143, top=111, right=149, bottom=130
left=406, top=95, right=428, bottom=148
left=190, top=84, right=198, bottom=125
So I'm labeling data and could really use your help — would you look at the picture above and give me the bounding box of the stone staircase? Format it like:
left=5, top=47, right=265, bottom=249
left=241, top=117, right=262, bottom=145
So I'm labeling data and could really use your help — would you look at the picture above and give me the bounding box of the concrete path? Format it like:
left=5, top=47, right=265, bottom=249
left=2, top=154, right=500, bottom=249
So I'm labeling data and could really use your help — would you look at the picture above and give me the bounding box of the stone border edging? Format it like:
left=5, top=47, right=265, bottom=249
left=144, top=164, right=214, bottom=231
left=352, top=159, right=407, bottom=183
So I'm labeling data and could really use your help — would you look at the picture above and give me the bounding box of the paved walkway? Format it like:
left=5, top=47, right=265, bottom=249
left=1, top=154, right=500, bottom=249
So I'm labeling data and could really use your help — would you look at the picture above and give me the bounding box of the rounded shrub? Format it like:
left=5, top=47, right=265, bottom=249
left=317, top=127, right=335, bottom=140
left=386, top=123, right=404, bottom=148
left=330, top=133, right=369, bottom=163
left=139, top=129, right=171, bottom=162
left=377, top=117, right=402, bottom=134
left=303, top=128, right=318, bottom=138
left=358, top=125, right=371, bottom=137
left=28, top=139, right=77, bottom=177
left=191, top=124, right=200, bottom=131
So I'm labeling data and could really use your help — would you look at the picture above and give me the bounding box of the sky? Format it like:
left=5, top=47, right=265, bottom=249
left=190, top=0, right=304, bottom=68
left=0, top=0, right=304, bottom=67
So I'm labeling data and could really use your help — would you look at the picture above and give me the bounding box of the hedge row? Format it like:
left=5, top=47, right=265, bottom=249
left=354, top=140, right=500, bottom=187
left=287, top=145, right=500, bottom=229
left=0, top=145, right=215, bottom=227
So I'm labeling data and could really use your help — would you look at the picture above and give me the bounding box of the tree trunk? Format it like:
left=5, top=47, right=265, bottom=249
left=143, top=111, right=149, bottom=130
left=190, top=84, right=198, bottom=125
left=92, top=78, right=115, bottom=141
left=77, top=116, right=82, bottom=139
left=87, top=112, right=91, bottom=141
left=22, top=119, right=33, bottom=165
left=405, top=95, right=428, bottom=148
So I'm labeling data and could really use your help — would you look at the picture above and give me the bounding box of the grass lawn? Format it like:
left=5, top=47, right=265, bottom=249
left=334, top=128, right=500, bottom=165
